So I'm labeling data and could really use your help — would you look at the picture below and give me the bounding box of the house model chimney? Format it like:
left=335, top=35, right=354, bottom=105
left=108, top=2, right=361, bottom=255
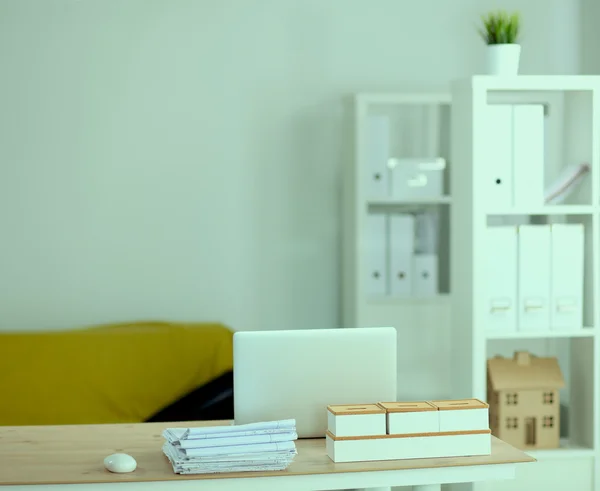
left=514, top=351, right=531, bottom=366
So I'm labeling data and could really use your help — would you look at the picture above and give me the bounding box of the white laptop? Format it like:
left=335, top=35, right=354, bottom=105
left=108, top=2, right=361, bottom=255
left=233, top=327, right=397, bottom=438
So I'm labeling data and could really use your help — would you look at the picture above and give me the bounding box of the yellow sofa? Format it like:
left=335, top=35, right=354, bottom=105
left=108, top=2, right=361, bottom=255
left=0, top=321, right=233, bottom=426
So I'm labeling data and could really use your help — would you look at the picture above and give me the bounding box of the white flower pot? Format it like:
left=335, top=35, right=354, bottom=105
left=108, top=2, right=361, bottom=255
left=485, top=44, right=521, bottom=75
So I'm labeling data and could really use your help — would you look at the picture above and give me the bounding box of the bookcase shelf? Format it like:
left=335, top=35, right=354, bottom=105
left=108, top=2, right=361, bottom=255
left=367, top=196, right=452, bottom=206
left=450, top=76, right=600, bottom=491
left=366, top=293, right=451, bottom=306
left=486, top=205, right=596, bottom=216
left=486, top=328, right=596, bottom=340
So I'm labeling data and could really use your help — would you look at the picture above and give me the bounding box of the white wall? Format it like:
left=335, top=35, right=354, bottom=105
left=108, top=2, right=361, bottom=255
left=581, top=0, right=600, bottom=74
left=0, top=0, right=581, bottom=331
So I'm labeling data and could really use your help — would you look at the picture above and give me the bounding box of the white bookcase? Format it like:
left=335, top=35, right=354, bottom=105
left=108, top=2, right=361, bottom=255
left=450, top=76, right=600, bottom=491
left=342, top=92, right=453, bottom=399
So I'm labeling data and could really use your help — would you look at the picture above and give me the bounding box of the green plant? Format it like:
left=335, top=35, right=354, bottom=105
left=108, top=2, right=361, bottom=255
left=479, top=11, right=520, bottom=45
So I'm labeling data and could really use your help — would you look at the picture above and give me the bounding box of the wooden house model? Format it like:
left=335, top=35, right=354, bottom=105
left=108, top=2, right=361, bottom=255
left=487, top=351, right=565, bottom=450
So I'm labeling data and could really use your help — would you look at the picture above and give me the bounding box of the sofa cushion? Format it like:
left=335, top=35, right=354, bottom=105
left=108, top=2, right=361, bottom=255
left=0, top=321, right=233, bottom=425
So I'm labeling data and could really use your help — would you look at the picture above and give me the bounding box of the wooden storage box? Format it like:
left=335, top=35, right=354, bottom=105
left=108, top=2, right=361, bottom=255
left=431, top=399, right=489, bottom=432
left=326, top=430, right=491, bottom=463
left=378, top=401, right=439, bottom=435
left=327, top=404, right=386, bottom=437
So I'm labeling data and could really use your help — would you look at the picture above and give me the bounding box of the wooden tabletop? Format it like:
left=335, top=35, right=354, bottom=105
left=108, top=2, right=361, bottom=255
left=0, top=421, right=535, bottom=485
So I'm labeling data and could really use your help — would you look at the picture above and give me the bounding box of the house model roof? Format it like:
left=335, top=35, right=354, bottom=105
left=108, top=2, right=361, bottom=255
left=487, top=351, right=565, bottom=391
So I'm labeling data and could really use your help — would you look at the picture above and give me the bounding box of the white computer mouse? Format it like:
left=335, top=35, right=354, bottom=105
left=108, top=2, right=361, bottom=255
left=103, top=453, right=137, bottom=473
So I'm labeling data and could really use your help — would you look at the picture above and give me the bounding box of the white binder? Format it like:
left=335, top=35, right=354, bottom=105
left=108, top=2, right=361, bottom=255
left=513, top=105, right=545, bottom=208
left=365, top=213, right=387, bottom=297
left=412, top=254, right=438, bottom=296
left=485, top=226, right=518, bottom=332
left=517, top=225, right=551, bottom=331
left=483, top=105, right=513, bottom=209
left=414, top=211, right=439, bottom=254
left=550, top=223, right=584, bottom=330
left=389, top=214, right=415, bottom=296
left=366, top=115, right=390, bottom=198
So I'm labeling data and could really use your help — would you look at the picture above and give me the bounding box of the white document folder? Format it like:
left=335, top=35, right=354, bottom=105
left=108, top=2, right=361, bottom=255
left=483, top=105, right=513, bottom=209
left=365, top=213, right=387, bottom=296
left=389, top=214, right=415, bottom=296
left=484, top=226, right=518, bottom=332
left=550, top=224, right=584, bottom=330
left=513, top=105, right=545, bottom=208
left=518, top=225, right=551, bottom=331
left=412, top=254, right=438, bottom=296
left=366, top=115, right=390, bottom=198
left=414, top=211, right=439, bottom=254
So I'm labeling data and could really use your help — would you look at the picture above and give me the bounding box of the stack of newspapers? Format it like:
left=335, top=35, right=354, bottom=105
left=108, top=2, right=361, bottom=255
left=162, top=419, right=298, bottom=474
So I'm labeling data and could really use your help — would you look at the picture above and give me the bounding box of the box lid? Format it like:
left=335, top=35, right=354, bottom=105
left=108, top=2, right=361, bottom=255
left=430, top=398, right=489, bottom=410
left=377, top=401, right=437, bottom=413
left=327, top=404, right=385, bottom=415
left=388, top=157, right=446, bottom=171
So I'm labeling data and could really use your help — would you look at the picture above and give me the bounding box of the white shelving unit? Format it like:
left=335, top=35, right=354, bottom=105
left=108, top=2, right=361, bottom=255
left=342, top=92, right=453, bottom=399
left=450, top=76, right=600, bottom=491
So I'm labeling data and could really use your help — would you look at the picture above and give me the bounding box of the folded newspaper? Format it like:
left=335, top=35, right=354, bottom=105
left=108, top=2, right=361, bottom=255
left=162, top=419, right=298, bottom=474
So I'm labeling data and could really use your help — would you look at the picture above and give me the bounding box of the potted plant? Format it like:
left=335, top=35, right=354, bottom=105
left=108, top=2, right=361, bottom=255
left=479, top=10, right=521, bottom=75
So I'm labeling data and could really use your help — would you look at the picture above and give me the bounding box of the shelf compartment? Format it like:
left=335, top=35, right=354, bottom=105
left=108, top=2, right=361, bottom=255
left=362, top=100, right=452, bottom=201
left=483, top=214, right=594, bottom=332
left=362, top=206, right=450, bottom=297
left=481, top=88, right=595, bottom=207
left=487, top=337, right=596, bottom=455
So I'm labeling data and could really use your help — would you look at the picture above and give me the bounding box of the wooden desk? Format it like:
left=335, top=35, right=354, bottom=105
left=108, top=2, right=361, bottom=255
left=0, top=421, right=535, bottom=491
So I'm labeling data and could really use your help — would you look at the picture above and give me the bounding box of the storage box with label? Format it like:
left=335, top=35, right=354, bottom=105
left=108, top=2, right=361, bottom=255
left=430, top=399, right=489, bottom=432
left=326, top=398, right=491, bottom=463
left=378, top=401, right=439, bottom=435
left=327, top=404, right=386, bottom=437
left=389, top=157, right=446, bottom=199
